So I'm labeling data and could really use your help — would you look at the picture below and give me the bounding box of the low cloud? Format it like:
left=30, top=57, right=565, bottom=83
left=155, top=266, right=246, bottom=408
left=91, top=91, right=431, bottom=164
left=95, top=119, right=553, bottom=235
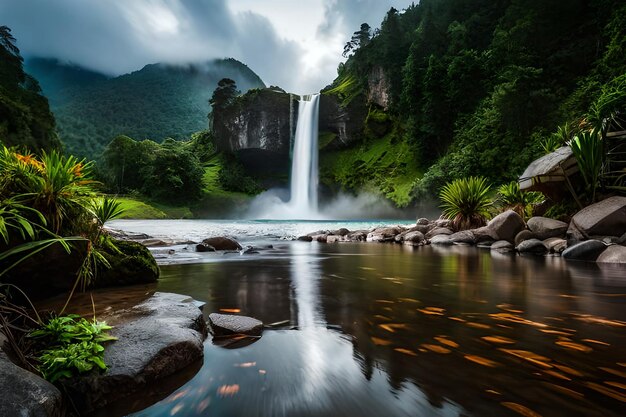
left=1, top=0, right=413, bottom=92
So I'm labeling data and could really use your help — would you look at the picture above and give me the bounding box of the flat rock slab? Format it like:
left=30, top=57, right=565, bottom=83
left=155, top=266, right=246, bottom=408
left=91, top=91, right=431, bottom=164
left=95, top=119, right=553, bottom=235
left=63, top=292, right=207, bottom=415
left=209, top=313, right=264, bottom=336
left=0, top=350, right=65, bottom=417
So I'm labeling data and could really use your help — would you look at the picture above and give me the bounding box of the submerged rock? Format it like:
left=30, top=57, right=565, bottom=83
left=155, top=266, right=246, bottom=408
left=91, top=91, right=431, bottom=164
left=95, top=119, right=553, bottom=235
left=0, top=350, right=65, bottom=417
left=491, top=240, right=514, bottom=253
left=297, top=235, right=313, bottom=242
left=209, top=313, right=264, bottom=336
left=202, top=237, right=242, bottom=251
left=562, top=240, right=607, bottom=262
left=596, top=245, right=626, bottom=264
left=62, top=292, right=206, bottom=415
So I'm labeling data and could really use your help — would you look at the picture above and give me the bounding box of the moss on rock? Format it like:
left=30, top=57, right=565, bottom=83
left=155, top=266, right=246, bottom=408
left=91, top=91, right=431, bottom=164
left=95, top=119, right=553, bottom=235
left=97, top=241, right=159, bottom=287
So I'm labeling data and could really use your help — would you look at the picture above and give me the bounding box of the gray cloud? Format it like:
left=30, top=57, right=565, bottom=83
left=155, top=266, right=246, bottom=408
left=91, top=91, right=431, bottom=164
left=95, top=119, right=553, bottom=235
left=317, top=0, right=413, bottom=39
left=0, top=0, right=413, bottom=92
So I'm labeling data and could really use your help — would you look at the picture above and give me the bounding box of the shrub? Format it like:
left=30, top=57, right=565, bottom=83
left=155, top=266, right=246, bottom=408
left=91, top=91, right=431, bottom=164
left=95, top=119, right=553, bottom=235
left=497, top=181, right=544, bottom=219
left=439, top=176, right=493, bottom=230
left=569, top=128, right=603, bottom=203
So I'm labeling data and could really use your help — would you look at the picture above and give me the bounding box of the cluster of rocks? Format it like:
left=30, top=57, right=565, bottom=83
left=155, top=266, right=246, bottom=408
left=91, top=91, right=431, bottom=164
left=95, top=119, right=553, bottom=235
left=300, top=196, right=626, bottom=264
left=1, top=292, right=207, bottom=416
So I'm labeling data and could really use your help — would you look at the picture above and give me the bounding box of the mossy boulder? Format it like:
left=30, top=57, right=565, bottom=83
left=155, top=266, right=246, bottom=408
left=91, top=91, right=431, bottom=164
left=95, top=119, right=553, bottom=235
left=96, top=240, right=159, bottom=287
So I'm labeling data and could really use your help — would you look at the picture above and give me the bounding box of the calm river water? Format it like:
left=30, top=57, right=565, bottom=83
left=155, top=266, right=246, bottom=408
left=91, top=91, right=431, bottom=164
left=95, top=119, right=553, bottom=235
left=104, top=220, right=626, bottom=417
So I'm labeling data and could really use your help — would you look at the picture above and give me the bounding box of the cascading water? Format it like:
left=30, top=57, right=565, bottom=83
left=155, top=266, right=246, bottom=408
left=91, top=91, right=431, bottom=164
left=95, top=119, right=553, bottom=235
left=288, top=94, right=320, bottom=216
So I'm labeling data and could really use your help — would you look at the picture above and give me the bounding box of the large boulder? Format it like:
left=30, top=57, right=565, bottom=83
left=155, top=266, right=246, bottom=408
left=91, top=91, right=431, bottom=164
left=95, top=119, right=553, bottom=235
left=514, top=230, right=536, bottom=246
left=527, top=217, right=568, bottom=240
left=473, top=226, right=499, bottom=243
left=202, top=237, right=242, bottom=251
left=487, top=210, right=525, bottom=243
left=562, top=240, right=608, bottom=262
left=596, top=245, right=626, bottom=264
left=568, top=196, right=626, bottom=240
left=0, top=350, right=65, bottom=417
left=208, top=313, right=264, bottom=336
left=97, top=240, right=159, bottom=287
left=63, top=292, right=207, bottom=415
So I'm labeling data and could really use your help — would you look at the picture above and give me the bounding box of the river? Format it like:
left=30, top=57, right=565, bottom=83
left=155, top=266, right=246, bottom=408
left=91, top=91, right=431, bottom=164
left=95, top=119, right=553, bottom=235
left=101, top=220, right=626, bottom=416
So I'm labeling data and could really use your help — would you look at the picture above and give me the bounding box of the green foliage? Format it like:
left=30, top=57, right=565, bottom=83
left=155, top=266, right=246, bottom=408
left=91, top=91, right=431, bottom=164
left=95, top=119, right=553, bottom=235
left=439, top=176, right=493, bottom=230
left=91, top=197, right=124, bottom=226
left=496, top=181, right=544, bottom=219
left=320, top=132, right=421, bottom=207
left=569, top=128, right=603, bottom=203
left=101, top=135, right=204, bottom=204
left=218, top=154, right=262, bottom=195
left=541, top=122, right=578, bottom=154
left=30, top=314, right=115, bottom=382
left=323, top=74, right=363, bottom=107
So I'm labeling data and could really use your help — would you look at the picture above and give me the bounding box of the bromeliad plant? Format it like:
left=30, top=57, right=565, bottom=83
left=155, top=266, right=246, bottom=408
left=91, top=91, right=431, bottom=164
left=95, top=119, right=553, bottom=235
left=439, top=176, right=493, bottom=230
left=497, top=181, right=544, bottom=220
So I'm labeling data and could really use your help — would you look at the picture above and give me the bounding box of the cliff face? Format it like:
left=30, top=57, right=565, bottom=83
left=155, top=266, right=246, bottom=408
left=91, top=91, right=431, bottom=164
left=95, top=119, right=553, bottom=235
left=213, top=88, right=295, bottom=155
left=318, top=93, right=367, bottom=150
left=367, top=65, right=391, bottom=110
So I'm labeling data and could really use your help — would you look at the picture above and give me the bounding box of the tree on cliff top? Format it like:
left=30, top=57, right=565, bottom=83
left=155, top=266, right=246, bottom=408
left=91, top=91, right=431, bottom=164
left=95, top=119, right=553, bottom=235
left=209, top=78, right=239, bottom=110
left=343, top=23, right=372, bottom=57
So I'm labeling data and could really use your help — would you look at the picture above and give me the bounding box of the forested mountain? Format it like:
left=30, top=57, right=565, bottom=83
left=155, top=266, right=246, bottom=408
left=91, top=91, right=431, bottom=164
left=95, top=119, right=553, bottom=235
left=26, top=58, right=266, bottom=157
left=0, top=27, right=59, bottom=151
left=322, top=0, right=626, bottom=202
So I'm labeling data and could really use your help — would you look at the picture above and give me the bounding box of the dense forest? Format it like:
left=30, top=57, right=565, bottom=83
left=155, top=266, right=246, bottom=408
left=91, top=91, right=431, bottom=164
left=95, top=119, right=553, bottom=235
left=0, top=27, right=59, bottom=151
left=322, top=0, right=626, bottom=203
left=26, top=58, right=265, bottom=158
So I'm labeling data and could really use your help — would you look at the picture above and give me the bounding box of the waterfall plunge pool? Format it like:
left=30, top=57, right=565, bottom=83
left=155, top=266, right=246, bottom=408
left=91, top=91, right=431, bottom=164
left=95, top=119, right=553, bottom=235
left=93, top=220, right=626, bottom=417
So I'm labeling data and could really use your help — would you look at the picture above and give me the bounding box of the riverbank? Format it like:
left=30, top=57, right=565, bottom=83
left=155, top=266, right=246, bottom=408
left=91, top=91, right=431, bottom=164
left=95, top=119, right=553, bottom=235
left=297, top=197, right=626, bottom=265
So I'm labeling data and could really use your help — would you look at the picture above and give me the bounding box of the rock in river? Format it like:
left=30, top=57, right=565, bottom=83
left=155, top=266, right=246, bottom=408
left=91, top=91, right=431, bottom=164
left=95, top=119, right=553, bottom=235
left=562, top=240, right=607, bottom=262
left=202, top=236, right=242, bottom=251
left=527, top=216, right=568, bottom=240
left=487, top=210, right=525, bottom=243
left=62, top=292, right=207, bottom=415
left=209, top=313, right=264, bottom=336
left=596, top=245, right=626, bottom=264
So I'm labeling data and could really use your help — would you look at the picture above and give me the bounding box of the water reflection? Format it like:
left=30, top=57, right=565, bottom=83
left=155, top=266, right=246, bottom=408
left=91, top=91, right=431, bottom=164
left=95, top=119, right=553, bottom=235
left=128, top=243, right=625, bottom=417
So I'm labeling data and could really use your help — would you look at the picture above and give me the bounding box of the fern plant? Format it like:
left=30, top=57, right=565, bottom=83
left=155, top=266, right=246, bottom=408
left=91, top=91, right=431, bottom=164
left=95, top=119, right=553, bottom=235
left=439, top=176, right=493, bottom=230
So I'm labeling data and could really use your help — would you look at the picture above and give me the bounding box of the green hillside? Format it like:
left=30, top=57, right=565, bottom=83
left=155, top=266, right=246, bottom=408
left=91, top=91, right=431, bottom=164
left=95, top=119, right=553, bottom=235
left=26, top=58, right=266, bottom=158
left=323, top=0, right=626, bottom=202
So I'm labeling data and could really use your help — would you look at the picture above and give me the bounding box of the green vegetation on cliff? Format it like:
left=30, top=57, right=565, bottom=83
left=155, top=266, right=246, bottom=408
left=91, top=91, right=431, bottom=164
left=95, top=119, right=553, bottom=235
left=324, top=0, right=626, bottom=203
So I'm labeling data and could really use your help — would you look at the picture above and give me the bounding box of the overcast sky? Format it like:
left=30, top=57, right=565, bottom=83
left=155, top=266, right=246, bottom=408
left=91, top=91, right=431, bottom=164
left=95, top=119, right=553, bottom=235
left=1, top=0, right=413, bottom=94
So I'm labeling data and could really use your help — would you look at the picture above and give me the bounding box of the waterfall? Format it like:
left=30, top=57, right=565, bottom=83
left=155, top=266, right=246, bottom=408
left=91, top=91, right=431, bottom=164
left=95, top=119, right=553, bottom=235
left=289, top=94, right=320, bottom=216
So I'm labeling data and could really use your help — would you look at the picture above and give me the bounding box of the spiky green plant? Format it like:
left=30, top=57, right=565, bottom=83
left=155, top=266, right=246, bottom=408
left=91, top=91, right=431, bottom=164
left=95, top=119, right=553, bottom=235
left=569, top=128, right=603, bottom=203
left=497, top=181, right=544, bottom=219
left=439, top=176, right=493, bottom=230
